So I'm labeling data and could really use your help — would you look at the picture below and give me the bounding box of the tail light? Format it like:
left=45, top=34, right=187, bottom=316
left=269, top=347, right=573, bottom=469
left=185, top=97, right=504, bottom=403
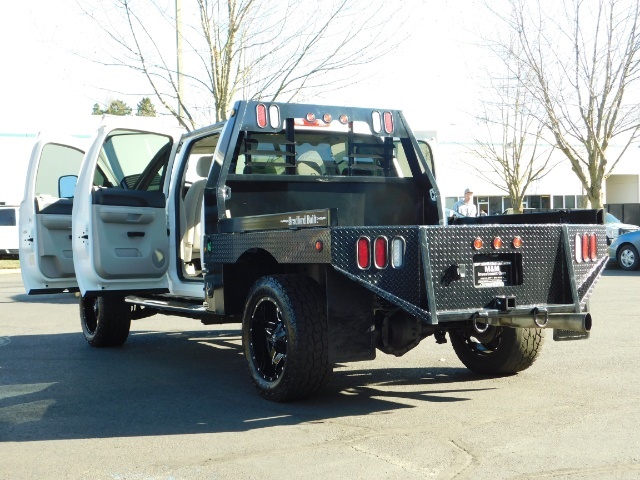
left=374, top=236, right=388, bottom=269
left=589, top=234, right=597, bottom=261
left=356, top=237, right=370, bottom=269
left=575, top=233, right=598, bottom=263
left=391, top=237, right=405, bottom=268
left=582, top=234, right=589, bottom=262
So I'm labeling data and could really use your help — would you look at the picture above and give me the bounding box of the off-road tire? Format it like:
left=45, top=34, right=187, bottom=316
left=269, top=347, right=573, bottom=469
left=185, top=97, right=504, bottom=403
left=242, top=275, right=331, bottom=402
left=618, top=244, right=640, bottom=271
left=80, top=295, right=132, bottom=347
left=449, top=326, right=544, bottom=375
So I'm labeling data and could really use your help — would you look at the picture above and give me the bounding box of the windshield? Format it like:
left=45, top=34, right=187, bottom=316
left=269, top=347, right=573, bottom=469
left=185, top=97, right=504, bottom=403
left=605, top=213, right=621, bottom=224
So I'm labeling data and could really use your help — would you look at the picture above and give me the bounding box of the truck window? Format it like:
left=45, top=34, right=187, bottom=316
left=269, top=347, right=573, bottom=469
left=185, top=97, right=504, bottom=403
left=231, top=131, right=415, bottom=178
left=35, top=144, right=84, bottom=197
left=97, top=130, right=173, bottom=191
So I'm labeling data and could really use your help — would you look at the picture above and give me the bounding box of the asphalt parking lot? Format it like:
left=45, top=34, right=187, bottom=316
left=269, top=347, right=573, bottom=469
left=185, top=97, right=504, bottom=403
left=1, top=267, right=639, bottom=479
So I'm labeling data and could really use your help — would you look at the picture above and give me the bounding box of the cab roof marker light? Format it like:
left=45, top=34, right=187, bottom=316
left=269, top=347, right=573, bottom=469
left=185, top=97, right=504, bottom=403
left=391, top=237, right=405, bottom=268
left=256, top=103, right=267, bottom=128
left=323, top=113, right=332, bottom=124
left=371, top=111, right=382, bottom=133
left=268, top=105, right=280, bottom=128
left=306, top=112, right=316, bottom=122
left=383, top=111, right=394, bottom=134
left=339, top=114, right=349, bottom=124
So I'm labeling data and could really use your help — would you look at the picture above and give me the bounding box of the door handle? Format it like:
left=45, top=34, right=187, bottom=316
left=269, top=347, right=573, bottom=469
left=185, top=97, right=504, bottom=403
left=127, top=231, right=145, bottom=238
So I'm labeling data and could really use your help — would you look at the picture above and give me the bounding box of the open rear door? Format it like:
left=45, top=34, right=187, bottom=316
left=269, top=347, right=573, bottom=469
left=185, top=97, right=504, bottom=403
left=19, top=135, right=88, bottom=294
left=71, top=118, right=185, bottom=296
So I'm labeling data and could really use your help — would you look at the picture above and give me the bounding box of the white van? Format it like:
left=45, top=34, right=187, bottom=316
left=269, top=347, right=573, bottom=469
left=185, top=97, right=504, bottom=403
left=0, top=205, right=18, bottom=258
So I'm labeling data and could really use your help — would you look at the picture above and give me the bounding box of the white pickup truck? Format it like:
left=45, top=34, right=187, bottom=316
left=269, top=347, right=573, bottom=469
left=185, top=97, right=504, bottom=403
left=20, top=101, right=607, bottom=401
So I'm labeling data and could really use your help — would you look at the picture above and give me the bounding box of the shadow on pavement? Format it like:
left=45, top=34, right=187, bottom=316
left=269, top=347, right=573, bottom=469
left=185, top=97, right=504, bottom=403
left=0, top=326, right=494, bottom=442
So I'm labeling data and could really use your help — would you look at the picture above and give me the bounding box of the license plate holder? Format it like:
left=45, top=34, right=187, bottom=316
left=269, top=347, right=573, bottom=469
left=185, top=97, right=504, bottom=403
left=473, top=260, right=512, bottom=288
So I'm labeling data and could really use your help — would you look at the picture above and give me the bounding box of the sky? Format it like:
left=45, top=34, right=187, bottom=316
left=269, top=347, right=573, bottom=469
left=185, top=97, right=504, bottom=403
left=0, top=0, right=490, bottom=134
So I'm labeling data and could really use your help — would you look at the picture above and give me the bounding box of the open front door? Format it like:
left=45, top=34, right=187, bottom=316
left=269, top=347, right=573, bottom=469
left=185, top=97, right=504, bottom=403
left=72, top=118, right=185, bottom=296
left=19, top=135, right=87, bottom=294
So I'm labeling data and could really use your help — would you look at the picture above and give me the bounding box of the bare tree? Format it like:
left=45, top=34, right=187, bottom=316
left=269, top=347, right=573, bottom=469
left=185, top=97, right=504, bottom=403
left=468, top=47, right=558, bottom=213
left=493, top=0, right=640, bottom=208
left=79, top=0, right=411, bottom=130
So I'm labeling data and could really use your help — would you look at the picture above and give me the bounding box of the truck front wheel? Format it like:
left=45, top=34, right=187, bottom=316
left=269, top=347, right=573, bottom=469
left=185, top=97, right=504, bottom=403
left=80, top=295, right=131, bottom=347
left=242, top=275, right=331, bottom=402
left=449, top=326, right=544, bottom=375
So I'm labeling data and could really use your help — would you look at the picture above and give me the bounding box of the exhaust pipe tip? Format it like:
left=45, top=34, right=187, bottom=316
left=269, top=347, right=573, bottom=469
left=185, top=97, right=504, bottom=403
left=584, top=313, right=592, bottom=332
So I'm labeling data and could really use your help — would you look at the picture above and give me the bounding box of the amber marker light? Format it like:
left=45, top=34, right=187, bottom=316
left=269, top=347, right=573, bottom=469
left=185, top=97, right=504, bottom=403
left=323, top=113, right=332, bottom=123
left=492, top=237, right=503, bottom=249
left=315, top=240, right=323, bottom=252
left=339, top=114, right=349, bottom=124
left=512, top=236, right=523, bottom=248
left=306, top=112, right=316, bottom=122
left=473, top=237, right=484, bottom=250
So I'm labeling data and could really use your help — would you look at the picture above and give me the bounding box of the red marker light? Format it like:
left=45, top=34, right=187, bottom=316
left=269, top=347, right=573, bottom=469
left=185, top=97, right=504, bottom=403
left=356, top=237, right=370, bottom=269
left=589, top=234, right=597, bottom=261
left=256, top=104, right=267, bottom=128
left=374, top=236, right=388, bottom=269
left=383, top=111, right=394, bottom=134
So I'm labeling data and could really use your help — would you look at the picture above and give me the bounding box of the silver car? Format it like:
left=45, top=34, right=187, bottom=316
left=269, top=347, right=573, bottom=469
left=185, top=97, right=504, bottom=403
left=609, top=230, right=640, bottom=270
left=605, top=212, right=639, bottom=244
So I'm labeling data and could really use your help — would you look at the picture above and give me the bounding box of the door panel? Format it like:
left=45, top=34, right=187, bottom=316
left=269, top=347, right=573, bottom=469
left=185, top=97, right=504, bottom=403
left=71, top=119, right=185, bottom=295
left=35, top=197, right=75, bottom=278
left=20, top=136, right=87, bottom=294
left=91, top=199, right=168, bottom=280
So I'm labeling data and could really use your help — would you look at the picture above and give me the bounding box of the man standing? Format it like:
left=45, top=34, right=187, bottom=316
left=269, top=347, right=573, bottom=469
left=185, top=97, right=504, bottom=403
left=453, top=187, right=477, bottom=217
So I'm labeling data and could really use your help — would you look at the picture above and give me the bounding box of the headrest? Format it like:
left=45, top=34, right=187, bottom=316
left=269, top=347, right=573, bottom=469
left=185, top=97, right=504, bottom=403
left=196, top=155, right=213, bottom=178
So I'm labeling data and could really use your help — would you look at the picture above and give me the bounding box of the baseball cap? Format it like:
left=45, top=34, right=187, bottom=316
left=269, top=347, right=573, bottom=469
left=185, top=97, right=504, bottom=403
left=464, top=187, right=473, bottom=194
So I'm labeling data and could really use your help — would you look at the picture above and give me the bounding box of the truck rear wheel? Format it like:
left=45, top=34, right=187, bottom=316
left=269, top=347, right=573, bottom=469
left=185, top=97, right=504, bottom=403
left=80, top=295, right=131, bottom=347
left=242, top=275, right=330, bottom=402
left=449, top=326, right=544, bottom=375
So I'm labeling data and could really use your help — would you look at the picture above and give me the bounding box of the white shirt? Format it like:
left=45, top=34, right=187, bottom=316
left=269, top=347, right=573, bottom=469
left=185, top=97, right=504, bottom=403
left=453, top=199, right=477, bottom=217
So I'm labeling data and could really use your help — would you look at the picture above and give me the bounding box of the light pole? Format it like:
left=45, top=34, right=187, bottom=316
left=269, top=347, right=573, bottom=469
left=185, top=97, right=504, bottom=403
left=176, top=0, right=183, bottom=122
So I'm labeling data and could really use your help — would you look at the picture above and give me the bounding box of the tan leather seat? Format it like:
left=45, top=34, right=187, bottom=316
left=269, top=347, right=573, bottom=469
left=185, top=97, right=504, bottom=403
left=183, top=155, right=213, bottom=264
left=296, top=151, right=323, bottom=175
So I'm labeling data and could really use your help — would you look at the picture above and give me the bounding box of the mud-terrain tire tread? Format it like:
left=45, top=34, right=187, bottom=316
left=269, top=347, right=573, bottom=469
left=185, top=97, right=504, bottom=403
left=450, top=327, right=544, bottom=375
left=242, top=275, right=330, bottom=402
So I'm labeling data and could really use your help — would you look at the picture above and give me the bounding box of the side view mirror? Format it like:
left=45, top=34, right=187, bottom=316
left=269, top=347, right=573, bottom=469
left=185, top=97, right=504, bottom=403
left=59, top=175, right=78, bottom=198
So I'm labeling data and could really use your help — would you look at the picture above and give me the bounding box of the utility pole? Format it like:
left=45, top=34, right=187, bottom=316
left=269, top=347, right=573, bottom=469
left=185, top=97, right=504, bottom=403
left=176, top=0, right=184, bottom=122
